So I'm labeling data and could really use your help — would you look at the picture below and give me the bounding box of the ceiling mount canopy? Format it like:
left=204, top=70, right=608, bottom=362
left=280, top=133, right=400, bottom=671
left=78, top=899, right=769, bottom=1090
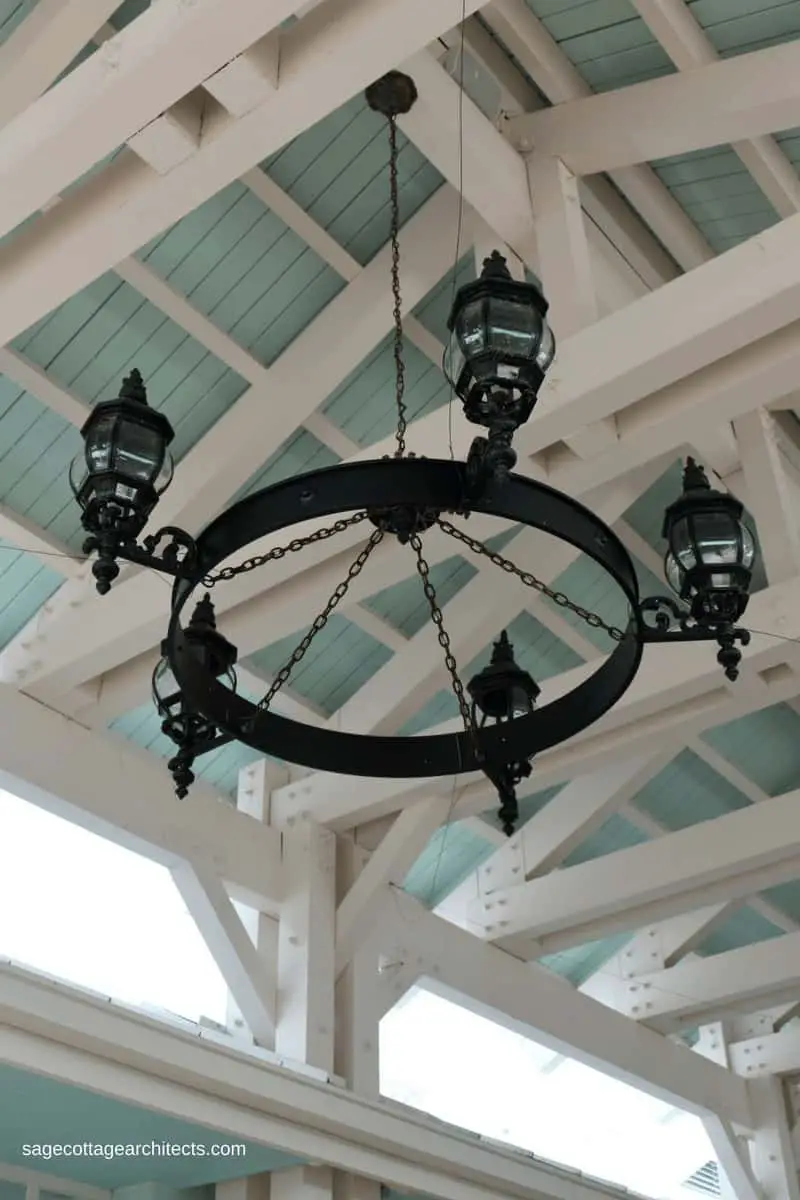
left=70, top=71, right=755, bottom=837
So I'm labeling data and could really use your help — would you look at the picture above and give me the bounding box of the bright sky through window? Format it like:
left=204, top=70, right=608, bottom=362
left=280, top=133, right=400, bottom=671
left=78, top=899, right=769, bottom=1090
left=380, top=988, right=719, bottom=1200
left=0, top=788, right=229, bottom=1024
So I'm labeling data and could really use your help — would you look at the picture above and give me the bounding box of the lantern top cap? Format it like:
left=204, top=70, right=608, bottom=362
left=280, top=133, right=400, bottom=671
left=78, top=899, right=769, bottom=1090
left=480, top=251, right=513, bottom=282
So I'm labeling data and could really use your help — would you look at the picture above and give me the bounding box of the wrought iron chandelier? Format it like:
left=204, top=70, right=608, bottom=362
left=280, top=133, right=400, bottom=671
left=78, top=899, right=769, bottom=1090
left=69, top=71, right=756, bottom=835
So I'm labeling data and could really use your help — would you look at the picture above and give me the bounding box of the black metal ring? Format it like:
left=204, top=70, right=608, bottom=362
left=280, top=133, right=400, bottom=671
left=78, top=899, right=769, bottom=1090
left=166, top=459, right=644, bottom=778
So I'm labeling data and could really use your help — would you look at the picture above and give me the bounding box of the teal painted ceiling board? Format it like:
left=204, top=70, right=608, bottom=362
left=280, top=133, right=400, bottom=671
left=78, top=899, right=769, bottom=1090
left=761, top=880, right=800, bottom=925
left=363, top=554, right=477, bottom=638
left=248, top=614, right=392, bottom=715
left=0, top=543, right=62, bottom=650
left=0, top=0, right=36, bottom=43
left=695, top=905, right=783, bottom=957
left=541, top=932, right=632, bottom=986
left=322, top=337, right=449, bottom=449
left=521, top=0, right=675, bottom=90
left=689, top=0, right=800, bottom=56
left=0, top=1064, right=301, bottom=1187
left=137, top=182, right=344, bottom=369
left=632, top=749, right=753, bottom=832
left=701, top=705, right=800, bottom=797
left=236, top=429, right=340, bottom=501
left=404, top=823, right=497, bottom=909
left=264, top=95, right=443, bottom=267
left=414, top=256, right=475, bottom=345
left=398, top=688, right=458, bottom=737
left=535, top=551, right=633, bottom=655
left=562, top=812, right=649, bottom=867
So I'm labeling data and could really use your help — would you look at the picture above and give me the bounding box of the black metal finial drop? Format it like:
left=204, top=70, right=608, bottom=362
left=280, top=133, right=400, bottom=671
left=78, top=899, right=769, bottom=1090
left=491, top=629, right=515, bottom=664
left=120, top=368, right=148, bottom=404
left=683, top=456, right=711, bottom=492
left=190, top=593, right=217, bottom=632
left=365, top=71, right=418, bottom=118
left=480, top=251, right=513, bottom=282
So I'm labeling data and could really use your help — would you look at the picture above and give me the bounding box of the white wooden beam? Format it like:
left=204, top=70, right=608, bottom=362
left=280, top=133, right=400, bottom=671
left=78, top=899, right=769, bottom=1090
left=0, top=348, right=88, bottom=427
left=204, top=33, right=280, bottom=117
left=0, top=967, right=610, bottom=1200
left=0, top=683, right=283, bottom=913
left=0, top=0, right=313, bottom=240
left=734, top=408, right=800, bottom=584
left=171, top=860, right=277, bottom=1045
left=383, top=889, right=753, bottom=1128
left=528, top=152, right=617, bottom=456
left=748, top=1078, right=800, bottom=1200
left=275, top=820, right=336, bottom=1071
left=482, top=0, right=713, bottom=271
left=0, top=1164, right=107, bottom=1200
left=334, top=837, right=381, bottom=1097
left=703, top=1114, right=762, bottom=1200
left=128, top=92, right=207, bottom=175
left=0, top=0, right=486, bottom=351
left=0, top=0, right=124, bottom=129
left=0, top=506, right=82, bottom=578
left=508, top=40, right=800, bottom=176
left=629, top=0, right=800, bottom=218
left=335, top=797, right=452, bottom=976
left=465, top=787, right=800, bottom=955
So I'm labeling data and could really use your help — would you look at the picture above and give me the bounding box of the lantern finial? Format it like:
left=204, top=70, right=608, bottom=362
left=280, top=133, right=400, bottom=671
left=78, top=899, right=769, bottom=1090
left=683, top=457, right=711, bottom=492
left=480, top=251, right=512, bottom=281
left=120, top=368, right=148, bottom=404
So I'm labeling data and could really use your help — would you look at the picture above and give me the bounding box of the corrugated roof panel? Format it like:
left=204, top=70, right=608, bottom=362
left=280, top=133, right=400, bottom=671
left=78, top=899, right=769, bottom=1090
left=248, top=613, right=392, bottom=715
left=631, top=748, right=753, bottom=831
left=264, top=94, right=443, bottom=267
left=701, top=704, right=800, bottom=797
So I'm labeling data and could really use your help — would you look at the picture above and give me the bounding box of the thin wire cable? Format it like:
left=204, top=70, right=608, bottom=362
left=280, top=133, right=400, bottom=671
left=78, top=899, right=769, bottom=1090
left=446, top=0, right=467, bottom=461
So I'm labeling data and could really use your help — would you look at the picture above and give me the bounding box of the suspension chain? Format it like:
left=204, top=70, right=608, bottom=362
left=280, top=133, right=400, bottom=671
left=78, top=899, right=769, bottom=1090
left=437, top=519, right=627, bottom=642
left=202, top=512, right=370, bottom=587
left=409, top=532, right=481, bottom=757
left=255, top=529, right=385, bottom=713
left=387, top=114, right=408, bottom=458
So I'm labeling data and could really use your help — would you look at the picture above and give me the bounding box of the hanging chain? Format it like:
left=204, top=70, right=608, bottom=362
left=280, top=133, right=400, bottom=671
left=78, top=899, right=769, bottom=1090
left=409, top=532, right=482, bottom=762
left=202, top=512, right=369, bottom=587
left=255, top=529, right=385, bottom=713
left=437, top=519, right=628, bottom=642
left=387, top=114, right=408, bottom=458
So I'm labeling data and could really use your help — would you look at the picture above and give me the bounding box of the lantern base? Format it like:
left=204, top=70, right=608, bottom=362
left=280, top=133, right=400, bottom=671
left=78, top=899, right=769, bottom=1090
left=367, top=501, right=440, bottom=544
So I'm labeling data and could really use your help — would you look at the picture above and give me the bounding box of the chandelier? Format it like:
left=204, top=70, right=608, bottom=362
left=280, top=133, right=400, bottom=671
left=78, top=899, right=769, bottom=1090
left=69, top=72, right=755, bottom=836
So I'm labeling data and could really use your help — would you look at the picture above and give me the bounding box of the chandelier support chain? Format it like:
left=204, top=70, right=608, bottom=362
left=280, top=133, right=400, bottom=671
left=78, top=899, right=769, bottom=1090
left=202, top=511, right=369, bottom=588
left=255, top=527, right=385, bottom=714
left=409, top=531, right=480, bottom=761
left=437, top=518, right=627, bottom=643
left=387, top=113, right=408, bottom=459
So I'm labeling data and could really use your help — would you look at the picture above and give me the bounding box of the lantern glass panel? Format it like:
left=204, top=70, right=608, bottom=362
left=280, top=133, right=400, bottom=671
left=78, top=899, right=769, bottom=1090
left=114, top=422, right=167, bottom=485
left=458, top=298, right=486, bottom=355
left=443, top=334, right=465, bottom=389
left=86, top=413, right=117, bottom=473
left=688, top=511, right=741, bottom=568
left=487, top=297, right=538, bottom=359
left=536, top=321, right=555, bottom=370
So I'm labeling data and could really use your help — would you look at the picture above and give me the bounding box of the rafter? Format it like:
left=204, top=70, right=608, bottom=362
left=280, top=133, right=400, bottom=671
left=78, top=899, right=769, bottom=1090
left=508, top=40, right=800, bottom=176
left=462, top=785, right=800, bottom=956
left=629, top=0, right=800, bottom=218
left=0, top=684, right=283, bottom=913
